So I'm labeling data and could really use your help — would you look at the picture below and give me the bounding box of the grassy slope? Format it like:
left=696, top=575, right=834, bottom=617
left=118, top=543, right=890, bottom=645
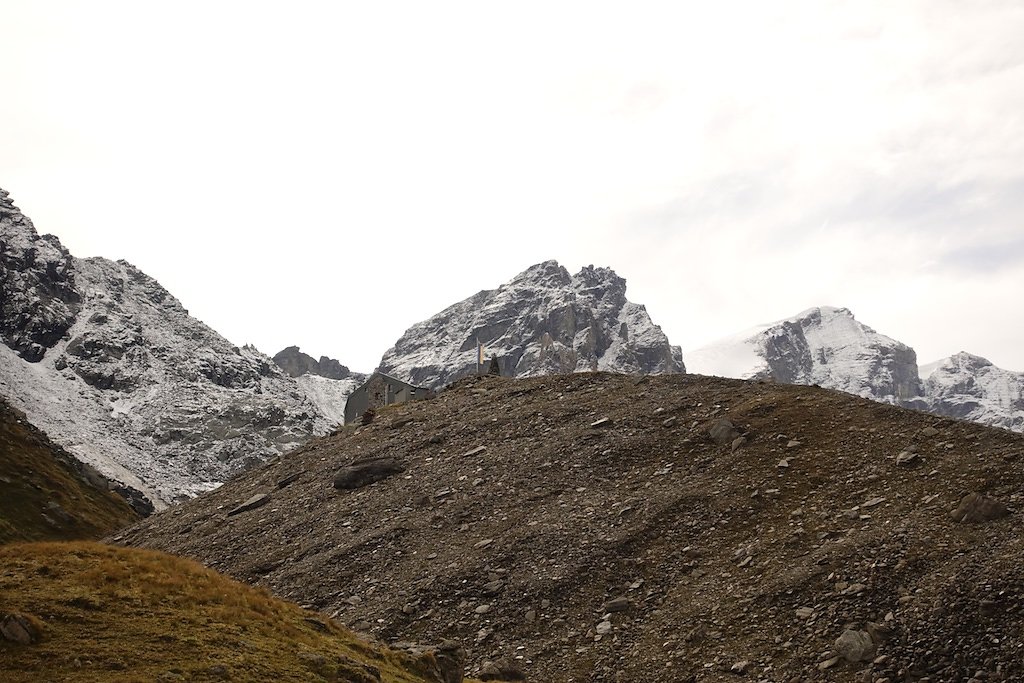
left=0, top=399, right=138, bottom=543
left=0, top=541, right=465, bottom=683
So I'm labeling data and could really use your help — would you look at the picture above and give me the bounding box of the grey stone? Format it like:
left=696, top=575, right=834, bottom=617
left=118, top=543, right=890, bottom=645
left=896, top=450, right=919, bottom=466
left=227, top=493, right=271, bottom=516
left=950, top=493, right=1009, bottom=523
left=731, top=660, right=752, bottom=674
left=333, top=458, right=405, bottom=490
left=604, top=596, right=630, bottom=613
left=479, top=656, right=525, bottom=681
left=709, top=418, right=741, bottom=445
left=835, top=629, right=876, bottom=662
left=276, top=471, right=303, bottom=488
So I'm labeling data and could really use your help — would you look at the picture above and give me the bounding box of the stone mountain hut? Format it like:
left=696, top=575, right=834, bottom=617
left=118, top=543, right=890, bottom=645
left=344, top=372, right=432, bottom=424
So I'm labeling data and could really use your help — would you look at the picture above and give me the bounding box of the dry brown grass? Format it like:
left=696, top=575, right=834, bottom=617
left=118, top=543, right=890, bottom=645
left=0, top=541, right=472, bottom=682
left=0, top=401, right=137, bottom=543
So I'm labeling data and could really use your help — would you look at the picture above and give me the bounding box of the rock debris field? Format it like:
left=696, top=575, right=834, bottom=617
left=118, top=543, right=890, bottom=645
left=119, top=372, right=1024, bottom=683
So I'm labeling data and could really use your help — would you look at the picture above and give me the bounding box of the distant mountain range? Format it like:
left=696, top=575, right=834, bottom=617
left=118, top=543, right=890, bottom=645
left=2, top=187, right=1020, bottom=512
left=686, top=306, right=1023, bottom=432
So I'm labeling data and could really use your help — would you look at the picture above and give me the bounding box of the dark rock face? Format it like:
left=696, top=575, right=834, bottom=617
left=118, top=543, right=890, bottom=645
left=0, top=189, right=80, bottom=362
left=378, top=261, right=684, bottom=388
left=273, top=345, right=359, bottom=381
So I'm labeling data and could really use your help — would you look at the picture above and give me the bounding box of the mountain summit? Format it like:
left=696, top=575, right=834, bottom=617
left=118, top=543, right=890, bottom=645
left=378, top=260, right=684, bottom=388
left=908, top=352, right=1024, bottom=432
left=0, top=189, right=335, bottom=507
left=686, top=306, right=921, bottom=404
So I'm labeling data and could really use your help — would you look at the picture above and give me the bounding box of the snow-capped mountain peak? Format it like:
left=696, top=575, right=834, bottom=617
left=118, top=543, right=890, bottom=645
left=906, top=352, right=1024, bottom=431
left=686, top=306, right=920, bottom=403
left=378, top=261, right=684, bottom=388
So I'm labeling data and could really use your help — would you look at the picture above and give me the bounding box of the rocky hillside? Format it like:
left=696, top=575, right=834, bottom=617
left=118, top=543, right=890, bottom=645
left=0, top=541, right=472, bottom=683
left=274, top=346, right=367, bottom=426
left=686, top=306, right=920, bottom=403
left=121, top=372, right=1024, bottom=682
left=0, top=188, right=334, bottom=507
left=909, top=352, right=1024, bottom=432
left=378, top=261, right=683, bottom=388
left=0, top=397, right=138, bottom=542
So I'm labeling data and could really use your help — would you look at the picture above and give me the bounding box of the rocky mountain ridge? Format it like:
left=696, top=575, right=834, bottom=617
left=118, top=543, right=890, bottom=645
left=0, top=189, right=339, bottom=508
left=686, top=306, right=1023, bottom=432
left=273, top=345, right=365, bottom=382
left=121, top=371, right=1024, bottom=682
left=378, top=260, right=684, bottom=388
left=908, top=352, right=1024, bottom=432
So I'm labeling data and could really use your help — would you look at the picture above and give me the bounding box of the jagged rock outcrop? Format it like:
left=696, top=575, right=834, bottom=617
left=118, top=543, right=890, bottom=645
left=273, top=346, right=362, bottom=381
left=0, top=189, right=79, bottom=362
left=686, top=306, right=920, bottom=404
left=0, top=189, right=335, bottom=507
left=908, top=352, right=1024, bottom=432
left=378, top=261, right=684, bottom=388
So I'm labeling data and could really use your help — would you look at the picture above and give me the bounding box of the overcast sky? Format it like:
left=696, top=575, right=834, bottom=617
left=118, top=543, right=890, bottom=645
left=3, top=1, right=1023, bottom=372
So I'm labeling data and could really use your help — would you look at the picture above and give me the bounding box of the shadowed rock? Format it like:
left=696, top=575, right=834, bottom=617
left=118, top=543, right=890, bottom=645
left=1, top=613, right=42, bottom=644
left=334, top=458, right=406, bottom=490
left=949, top=493, right=1009, bottom=523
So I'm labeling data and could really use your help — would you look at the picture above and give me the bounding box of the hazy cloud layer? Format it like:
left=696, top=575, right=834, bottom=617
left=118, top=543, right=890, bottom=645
left=2, top=1, right=1022, bottom=371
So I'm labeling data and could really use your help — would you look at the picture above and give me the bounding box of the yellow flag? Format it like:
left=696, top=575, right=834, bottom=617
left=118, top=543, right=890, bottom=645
left=478, top=341, right=485, bottom=366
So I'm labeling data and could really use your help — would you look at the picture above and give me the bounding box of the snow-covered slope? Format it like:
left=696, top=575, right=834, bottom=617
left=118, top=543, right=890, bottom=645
left=686, top=306, right=920, bottom=403
left=272, top=346, right=366, bottom=425
left=379, top=261, right=684, bottom=388
left=0, top=189, right=334, bottom=508
left=907, top=352, right=1024, bottom=432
